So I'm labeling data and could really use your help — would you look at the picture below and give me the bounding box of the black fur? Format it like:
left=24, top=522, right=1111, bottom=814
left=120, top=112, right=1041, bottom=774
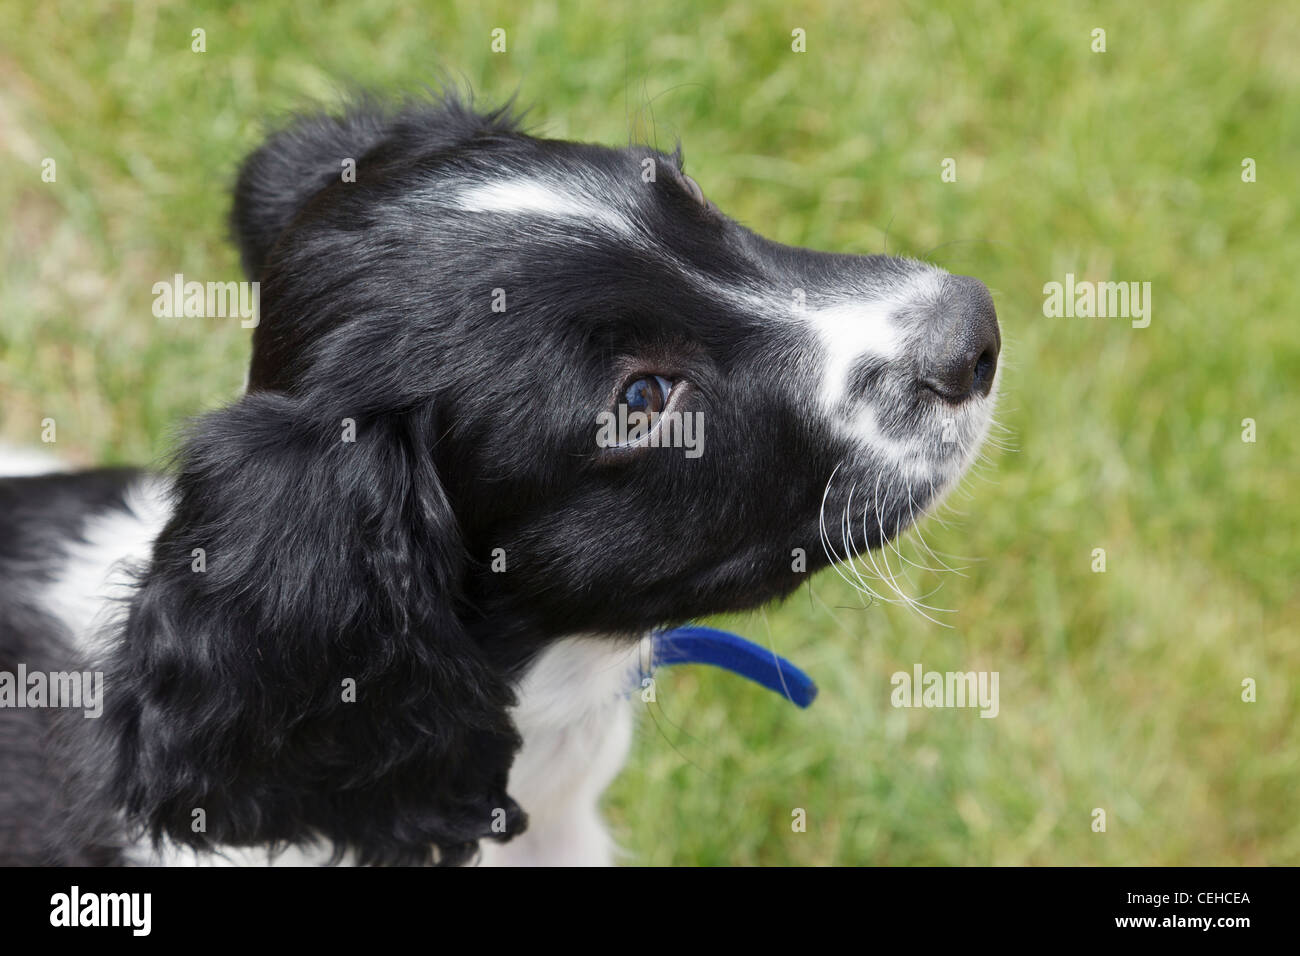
left=96, top=400, right=523, bottom=865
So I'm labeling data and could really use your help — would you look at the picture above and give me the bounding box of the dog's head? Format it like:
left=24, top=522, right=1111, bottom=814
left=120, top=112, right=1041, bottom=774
left=105, top=94, right=999, bottom=864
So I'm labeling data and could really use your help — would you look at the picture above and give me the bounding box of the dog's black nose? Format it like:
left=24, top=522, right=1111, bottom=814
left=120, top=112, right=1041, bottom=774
left=918, top=275, right=1000, bottom=402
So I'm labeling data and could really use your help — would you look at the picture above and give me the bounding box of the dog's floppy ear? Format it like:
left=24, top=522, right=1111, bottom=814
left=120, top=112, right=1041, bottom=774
left=102, top=392, right=525, bottom=865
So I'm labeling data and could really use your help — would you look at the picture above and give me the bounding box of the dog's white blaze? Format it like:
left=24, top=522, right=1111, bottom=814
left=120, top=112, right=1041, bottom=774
left=454, top=178, right=635, bottom=237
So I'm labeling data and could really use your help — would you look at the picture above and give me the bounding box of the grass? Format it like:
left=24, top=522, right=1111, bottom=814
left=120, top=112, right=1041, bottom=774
left=2, top=0, right=1297, bottom=864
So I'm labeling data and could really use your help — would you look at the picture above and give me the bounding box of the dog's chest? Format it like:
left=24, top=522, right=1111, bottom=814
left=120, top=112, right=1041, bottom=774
left=478, top=637, right=640, bottom=866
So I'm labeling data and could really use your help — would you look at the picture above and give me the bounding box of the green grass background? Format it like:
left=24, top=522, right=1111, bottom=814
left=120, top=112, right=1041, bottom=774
left=1, top=0, right=1296, bottom=865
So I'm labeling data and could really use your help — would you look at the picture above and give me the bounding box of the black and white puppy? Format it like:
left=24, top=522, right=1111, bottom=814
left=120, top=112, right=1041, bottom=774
left=0, top=93, right=1000, bottom=866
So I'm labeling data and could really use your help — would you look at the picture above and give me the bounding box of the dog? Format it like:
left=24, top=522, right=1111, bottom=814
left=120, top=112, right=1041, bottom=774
left=0, top=92, right=1000, bottom=866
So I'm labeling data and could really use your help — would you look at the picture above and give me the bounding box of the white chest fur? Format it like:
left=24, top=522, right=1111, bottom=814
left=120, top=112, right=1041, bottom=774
left=478, top=637, right=639, bottom=866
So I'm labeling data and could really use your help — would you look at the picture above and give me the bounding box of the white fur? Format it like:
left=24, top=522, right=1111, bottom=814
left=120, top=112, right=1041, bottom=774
left=843, top=404, right=931, bottom=476
left=806, top=268, right=947, bottom=407
left=42, top=475, right=172, bottom=658
left=477, top=637, right=640, bottom=867
left=0, top=443, right=63, bottom=476
left=453, top=178, right=638, bottom=238
left=808, top=299, right=904, bottom=408
left=808, top=267, right=995, bottom=481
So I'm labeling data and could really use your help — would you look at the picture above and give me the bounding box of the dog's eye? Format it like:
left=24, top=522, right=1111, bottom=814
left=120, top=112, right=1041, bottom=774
left=624, top=375, right=674, bottom=415
left=680, top=173, right=707, bottom=207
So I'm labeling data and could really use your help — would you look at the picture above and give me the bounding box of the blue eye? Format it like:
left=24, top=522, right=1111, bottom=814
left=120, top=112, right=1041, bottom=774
left=624, top=375, right=674, bottom=415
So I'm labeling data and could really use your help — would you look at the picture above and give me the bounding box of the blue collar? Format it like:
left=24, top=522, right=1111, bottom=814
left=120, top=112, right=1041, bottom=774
left=650, top=625, right=818, bottom=709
